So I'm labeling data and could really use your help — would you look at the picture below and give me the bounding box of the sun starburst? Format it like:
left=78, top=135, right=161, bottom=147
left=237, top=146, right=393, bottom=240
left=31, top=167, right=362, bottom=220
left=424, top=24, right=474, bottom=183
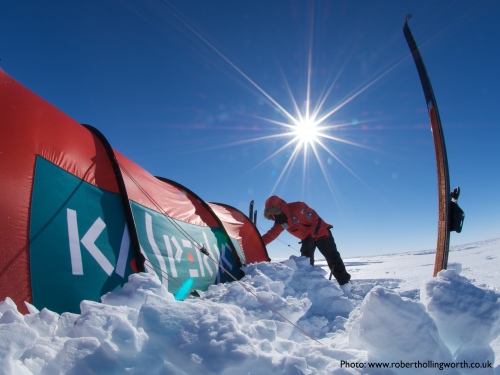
left=292, top=117, right=320, bottom=146
left=156, top=1, right=405, bottom=199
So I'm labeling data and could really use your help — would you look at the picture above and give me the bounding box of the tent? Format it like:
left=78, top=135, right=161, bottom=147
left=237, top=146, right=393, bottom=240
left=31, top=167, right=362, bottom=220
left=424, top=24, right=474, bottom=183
left=208, top=202, right=270, bottom=265
left=0, top=69, right=269, bottom=314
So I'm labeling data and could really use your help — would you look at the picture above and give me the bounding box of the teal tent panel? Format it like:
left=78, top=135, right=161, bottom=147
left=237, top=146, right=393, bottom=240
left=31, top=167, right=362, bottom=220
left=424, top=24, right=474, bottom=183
left=30, top=156, right=134, bottom=313
left=131, top=202, right=242, bottom=294
left=229, top=237, right=246, bottom=266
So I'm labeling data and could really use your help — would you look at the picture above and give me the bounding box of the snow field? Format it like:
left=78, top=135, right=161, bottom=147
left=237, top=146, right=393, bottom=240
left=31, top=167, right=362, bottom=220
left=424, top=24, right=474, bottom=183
left=0, top=239, right=499, bottom=374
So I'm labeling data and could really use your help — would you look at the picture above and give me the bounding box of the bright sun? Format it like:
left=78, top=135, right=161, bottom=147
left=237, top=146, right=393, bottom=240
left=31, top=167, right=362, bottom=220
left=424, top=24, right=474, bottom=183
left=166, top=2, right=385, bottom=197
left=150, top=1, right=392, bottom=200
left=293, top=118, right=319, bottom=145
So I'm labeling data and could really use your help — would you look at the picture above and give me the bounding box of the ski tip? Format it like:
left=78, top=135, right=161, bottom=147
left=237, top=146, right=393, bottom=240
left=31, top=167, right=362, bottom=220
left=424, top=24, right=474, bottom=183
left=406, top=14, right=413, bottom=22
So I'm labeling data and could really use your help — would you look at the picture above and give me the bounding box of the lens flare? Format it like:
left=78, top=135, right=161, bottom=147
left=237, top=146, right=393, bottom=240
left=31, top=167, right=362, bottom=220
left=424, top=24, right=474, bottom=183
left=175, top=278, right=194, bottom=301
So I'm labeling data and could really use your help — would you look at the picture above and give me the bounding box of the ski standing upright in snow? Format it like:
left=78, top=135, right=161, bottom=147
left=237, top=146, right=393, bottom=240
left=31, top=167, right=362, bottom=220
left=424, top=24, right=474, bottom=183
left=403, top=15, right=464, bottom=277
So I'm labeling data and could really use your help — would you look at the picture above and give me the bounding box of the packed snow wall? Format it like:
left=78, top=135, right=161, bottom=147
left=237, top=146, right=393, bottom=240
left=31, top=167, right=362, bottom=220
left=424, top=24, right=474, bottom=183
left=0, top=69, right=268, bottom=314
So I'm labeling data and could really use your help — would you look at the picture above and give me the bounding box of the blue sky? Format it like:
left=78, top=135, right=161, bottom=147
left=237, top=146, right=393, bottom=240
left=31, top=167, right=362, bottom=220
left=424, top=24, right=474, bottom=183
left=2, top=1, right=499, bottom=259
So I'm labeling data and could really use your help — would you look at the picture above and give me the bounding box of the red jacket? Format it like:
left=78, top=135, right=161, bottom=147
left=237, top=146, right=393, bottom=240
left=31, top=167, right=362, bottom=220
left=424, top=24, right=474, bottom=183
left=261, top=196, right=331, bottom=245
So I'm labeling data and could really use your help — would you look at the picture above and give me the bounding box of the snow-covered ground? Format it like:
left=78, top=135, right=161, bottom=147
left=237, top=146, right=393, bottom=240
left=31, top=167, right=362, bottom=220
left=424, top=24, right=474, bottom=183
left=1, top=238, right=499, bottom=374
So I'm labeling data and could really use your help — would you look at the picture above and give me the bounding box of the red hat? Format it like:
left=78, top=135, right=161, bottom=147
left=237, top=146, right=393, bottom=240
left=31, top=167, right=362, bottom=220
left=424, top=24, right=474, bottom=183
left=265, top=195, right=285, bottom=208
left=264, top=195, right=286, bottom=220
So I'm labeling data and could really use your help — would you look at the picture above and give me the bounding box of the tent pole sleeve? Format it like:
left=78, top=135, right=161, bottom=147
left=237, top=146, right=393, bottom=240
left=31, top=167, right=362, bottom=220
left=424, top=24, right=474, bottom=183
left=82, top=124, right=145, bottom=272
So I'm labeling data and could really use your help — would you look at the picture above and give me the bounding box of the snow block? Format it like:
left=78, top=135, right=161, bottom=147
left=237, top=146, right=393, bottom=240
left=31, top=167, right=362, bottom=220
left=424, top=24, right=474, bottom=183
left=24, top=308, right=59, bottom=337
left=347, top=286, right=452, bottom=364
left=424, top=269, right=500, bottom=353
left=101, top=272, right=174, bottom=311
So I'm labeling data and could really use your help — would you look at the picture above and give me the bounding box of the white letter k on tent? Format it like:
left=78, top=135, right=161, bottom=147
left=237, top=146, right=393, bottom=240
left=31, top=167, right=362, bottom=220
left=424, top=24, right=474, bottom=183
left=67, top=208, right=114, bottom=276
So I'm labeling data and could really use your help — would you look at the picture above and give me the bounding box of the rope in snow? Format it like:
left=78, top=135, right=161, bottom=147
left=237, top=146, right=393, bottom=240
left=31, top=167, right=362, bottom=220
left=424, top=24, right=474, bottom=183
left=199, top=249, right=325, bottom=347
left=117, top=162, right=206, bottom=297
left=118, top=162, right=206, bottom=252
left=117, top=162, right=323, bottom=346
left=256, top=225, right=300, bottom=253
left=142, top=259, right=205, bottom=301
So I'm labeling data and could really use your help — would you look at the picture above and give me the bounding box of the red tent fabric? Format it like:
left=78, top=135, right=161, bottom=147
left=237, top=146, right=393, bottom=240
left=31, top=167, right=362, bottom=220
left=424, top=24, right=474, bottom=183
left=0, top=69, right=249, bottom=314
left=208, top=203, right=270, bottom=264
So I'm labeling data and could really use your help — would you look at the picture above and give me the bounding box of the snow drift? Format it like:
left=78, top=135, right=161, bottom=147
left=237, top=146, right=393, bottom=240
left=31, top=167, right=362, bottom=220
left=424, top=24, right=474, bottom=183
left=0, top=241, right=499, bottom=375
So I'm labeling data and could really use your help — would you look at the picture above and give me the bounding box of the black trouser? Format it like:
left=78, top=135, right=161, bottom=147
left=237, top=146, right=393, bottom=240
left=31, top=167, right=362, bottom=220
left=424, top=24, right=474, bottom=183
left=300, top=231, right=351, bottom=285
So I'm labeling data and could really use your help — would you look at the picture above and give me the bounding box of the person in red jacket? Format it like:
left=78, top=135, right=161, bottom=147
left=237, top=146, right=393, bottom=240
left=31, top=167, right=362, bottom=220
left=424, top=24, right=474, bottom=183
left=262, top=195, right=351, bottom=286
